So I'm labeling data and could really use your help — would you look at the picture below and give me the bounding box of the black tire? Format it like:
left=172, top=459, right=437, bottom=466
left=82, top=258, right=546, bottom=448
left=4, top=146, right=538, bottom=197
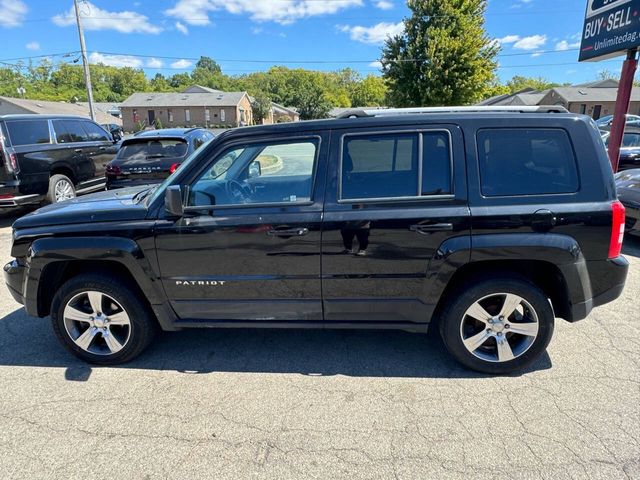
left=46, top=174, right=76, bottom=204
left=439, top=275, right=554, bottom=375
left=51, top=273, right=157, bottom=365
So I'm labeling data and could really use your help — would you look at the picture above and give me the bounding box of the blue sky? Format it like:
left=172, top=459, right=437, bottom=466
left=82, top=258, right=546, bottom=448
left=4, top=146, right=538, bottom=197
left=0, top=0, right=628, bottom=85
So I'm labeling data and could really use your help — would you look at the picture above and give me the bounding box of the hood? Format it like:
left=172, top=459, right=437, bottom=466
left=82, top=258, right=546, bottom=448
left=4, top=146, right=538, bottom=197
left=13, top=186, right=151, bottom=229
left=615, top=169, right=640, bottom=207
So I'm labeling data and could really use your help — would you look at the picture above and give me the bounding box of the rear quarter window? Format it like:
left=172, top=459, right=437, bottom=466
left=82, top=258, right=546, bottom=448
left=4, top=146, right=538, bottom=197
left=5, top=120, right=50, bottom=146
left=477, top=128, right=579, bottom=197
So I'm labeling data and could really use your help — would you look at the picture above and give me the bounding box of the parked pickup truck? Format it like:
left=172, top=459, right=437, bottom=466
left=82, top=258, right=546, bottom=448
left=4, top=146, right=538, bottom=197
left=4, top=106, right=628, bottom=374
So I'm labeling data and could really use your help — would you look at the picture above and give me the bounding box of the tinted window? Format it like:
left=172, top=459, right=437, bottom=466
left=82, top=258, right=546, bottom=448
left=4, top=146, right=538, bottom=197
left=53, top=120, right=89, bottom=143
left=477, top=128, right=579, bottom=196
left=622, top=133, right=640, bottom=147
left=5, top=120, right=50, bottom=146
left=118, top=139, right=188, bottom=159
left=82, top=121, right=110, bottom=141
left=422, top=131, right=452, bottom=195
left=189, top=140, right=317, bottom=207
left=341, top=133, right=418, bottom=200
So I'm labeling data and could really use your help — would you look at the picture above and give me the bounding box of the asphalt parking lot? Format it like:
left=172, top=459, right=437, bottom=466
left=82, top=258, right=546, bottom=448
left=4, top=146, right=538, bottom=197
left=0, top=208, right=638, bottom=480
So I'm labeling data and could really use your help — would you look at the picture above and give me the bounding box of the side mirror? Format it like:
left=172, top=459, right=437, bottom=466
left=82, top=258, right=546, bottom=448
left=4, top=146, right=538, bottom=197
left=165, top=185, right=184, bottom=217
left=248, top=160, right=262, bottom=178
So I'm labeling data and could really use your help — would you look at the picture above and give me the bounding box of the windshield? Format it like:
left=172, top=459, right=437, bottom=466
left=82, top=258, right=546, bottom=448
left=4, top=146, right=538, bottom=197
left=119, top=139, right=187, bottom=159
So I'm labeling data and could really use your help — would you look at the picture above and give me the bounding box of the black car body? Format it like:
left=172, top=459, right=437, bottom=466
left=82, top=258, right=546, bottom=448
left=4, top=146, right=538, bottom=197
left=3, top=107, right=629, bottom=373
left=0, top=114, right=117, bottom=207
left=615, top=168, right=640, bottom=234
left=601, top=128, right=640, bottom=170
left=105, top=128, right=214, bottom=189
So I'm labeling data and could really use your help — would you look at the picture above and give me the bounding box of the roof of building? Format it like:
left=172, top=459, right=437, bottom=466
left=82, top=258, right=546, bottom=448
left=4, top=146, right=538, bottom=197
left=0, top=96, right=121, bottom=125
left=477, top=88, right=548, bottom=107
left=542, top=86, right=640, bottom=103
left=120, top=91, right=248, bottom=108
left=182, top=85, right=224, bottom=94
left=574, top=79, right=619, bottom=88
left=327, top=106, right=388, bottom=118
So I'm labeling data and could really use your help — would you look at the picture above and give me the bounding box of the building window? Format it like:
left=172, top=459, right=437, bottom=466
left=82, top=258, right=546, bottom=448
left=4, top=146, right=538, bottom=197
left=185, top=109, right=191, bottom=123
left=579, top=104, right=586, bottom=114
left=205, top=108, right=210, bottom=122
left=168, top=109, right=173, bottom=122
left=133, top=109, right=138, bottom=123
left=220, top=109, right=226, bottom=123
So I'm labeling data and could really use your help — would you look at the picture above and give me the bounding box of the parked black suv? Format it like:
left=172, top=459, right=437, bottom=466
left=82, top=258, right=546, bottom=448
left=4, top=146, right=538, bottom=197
left=3, top=107, right=629, bottom=374
left=0, top=114, right=117, bottom=207
left=105, top=128, right=214, bottom=189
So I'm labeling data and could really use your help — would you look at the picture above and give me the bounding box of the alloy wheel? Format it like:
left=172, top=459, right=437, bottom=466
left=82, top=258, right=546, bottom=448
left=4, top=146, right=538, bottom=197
left=63, top=291, right=131, bottom=355
left=54, top=179, right=75, bottom=202
left=460, top=293, right=539, bottom=363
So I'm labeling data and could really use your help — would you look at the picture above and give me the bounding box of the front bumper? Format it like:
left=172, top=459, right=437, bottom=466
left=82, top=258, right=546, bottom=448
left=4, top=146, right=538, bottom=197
left=3, top=259, right=26, bottom=305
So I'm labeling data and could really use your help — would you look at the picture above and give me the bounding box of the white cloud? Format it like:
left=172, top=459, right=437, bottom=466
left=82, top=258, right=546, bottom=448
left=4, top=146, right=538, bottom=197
left=338, top=22, right=403, bottom=44
left=147, top=58, right=164, bottom=68
left=175, top=21, right=188, bottom=34
left=513, top=34, right=546, bottom=50
left=251, top=26, right=263, bottom=34
left=496, top=35, right=521, bottom=45
left=89, top=52, right=144, bottom=68
left=53, top=1, right=162, bottom=34
left=375, top=0, right=393, bottom=10
left=369, top=61, right=382, bottom=68
left=555, top=39, right=580, bottom=51
left=170, top=59, right=193, bottom=69
left=165, top=0, right=363, bottom=25
left=25, top=41, right=40, bottom=51
left=0, top=0, right=27, bottom=27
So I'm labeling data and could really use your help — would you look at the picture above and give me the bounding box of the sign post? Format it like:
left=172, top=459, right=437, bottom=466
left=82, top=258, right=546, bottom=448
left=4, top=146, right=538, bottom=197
left=579, top=0, right=640, bottom=172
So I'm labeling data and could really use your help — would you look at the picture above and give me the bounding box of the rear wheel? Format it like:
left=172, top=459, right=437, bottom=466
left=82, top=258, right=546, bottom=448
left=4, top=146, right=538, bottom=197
left=51, top=273, right=157, bottom=364
left=439, top=276, right=554, bottom=374
left=47, top=174, right=76, bottom=204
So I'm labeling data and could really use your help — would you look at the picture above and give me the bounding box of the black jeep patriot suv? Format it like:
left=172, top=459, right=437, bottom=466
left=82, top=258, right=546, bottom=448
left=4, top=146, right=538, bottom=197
left=3, top=107, right=629, bottom=374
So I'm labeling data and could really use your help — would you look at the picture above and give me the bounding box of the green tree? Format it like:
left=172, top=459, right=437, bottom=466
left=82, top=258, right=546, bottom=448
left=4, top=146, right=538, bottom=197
left=350, top=75, right=387, bottom=106
left=505, top=75, right=561, bottom=93
left=381, top=0, right=499, bottom=107
left=195, top=56, right=222, bottom=75
left=251, top=93, right=272, bottom=124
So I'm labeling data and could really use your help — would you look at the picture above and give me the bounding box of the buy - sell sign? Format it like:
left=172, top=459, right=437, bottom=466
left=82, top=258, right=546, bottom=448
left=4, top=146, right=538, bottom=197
left=580, top=0, right=640, bottom=61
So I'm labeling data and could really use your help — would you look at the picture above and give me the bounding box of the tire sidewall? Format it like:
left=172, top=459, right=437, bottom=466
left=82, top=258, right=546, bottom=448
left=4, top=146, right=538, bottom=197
left=51, top=275, right=149, bottom=364
left=440, top=277, right=555, bottom=375
left=47, top=175, right=76, bottom=204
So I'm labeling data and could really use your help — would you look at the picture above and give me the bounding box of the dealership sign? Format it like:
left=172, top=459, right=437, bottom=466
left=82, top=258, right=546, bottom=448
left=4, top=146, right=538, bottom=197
left=580, top=0, right=640, bottom=61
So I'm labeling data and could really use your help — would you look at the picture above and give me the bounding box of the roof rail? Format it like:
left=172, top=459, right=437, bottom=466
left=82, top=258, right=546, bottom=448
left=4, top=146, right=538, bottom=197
left=336, top=105, right=568, bottom=118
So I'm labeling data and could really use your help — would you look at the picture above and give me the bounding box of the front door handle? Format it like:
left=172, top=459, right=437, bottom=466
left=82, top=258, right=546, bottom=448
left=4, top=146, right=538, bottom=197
left=410, top=223, right=453, bottom=234
left=267, top=227, right=309, bottom=237
left=99, top=146, right=106, bottom=151
left=74, top=149, right=83, bottom=153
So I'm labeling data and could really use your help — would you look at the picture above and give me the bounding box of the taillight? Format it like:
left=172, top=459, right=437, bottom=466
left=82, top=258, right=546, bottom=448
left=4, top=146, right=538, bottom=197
left=169, top=163, right=181, bottom=174
left=1, top=148, right=19, bottom=174
left=609, top=200, right=625, bottom=259
left=105, top=164, right=121, bottom=176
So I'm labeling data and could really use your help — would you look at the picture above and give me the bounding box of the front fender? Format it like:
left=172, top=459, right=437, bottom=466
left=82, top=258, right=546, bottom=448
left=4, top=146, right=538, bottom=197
left=23, top=236, right=165, bottom=318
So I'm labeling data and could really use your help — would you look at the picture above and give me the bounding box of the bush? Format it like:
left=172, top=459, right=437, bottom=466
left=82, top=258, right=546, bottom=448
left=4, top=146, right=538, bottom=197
left=154, top=118, right=163, bottom=129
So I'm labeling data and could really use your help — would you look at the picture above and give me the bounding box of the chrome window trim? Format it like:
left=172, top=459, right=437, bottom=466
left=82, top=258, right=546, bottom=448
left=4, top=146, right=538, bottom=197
left=337, top=128, right=454, bottom=204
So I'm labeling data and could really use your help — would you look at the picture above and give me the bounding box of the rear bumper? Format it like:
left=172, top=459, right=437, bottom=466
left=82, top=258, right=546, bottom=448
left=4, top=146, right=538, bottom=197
left=569, top=255, right=629, bottom=321
left=3, top=259, right=26, bottom=305
left=106, top=177, right=163, bottom=190
left=0, top=183, right=43, bottom=207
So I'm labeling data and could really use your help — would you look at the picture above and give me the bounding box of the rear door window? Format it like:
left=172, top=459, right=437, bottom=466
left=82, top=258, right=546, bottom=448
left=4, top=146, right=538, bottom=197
left=477, top=128, right=579, bottom=197
left=118, top=139, right=188, bottom=160
left=5, top=120, right=50, bottom=146
left=81, top=121, right=111, bottom=141
left=53, top=120, right=89, bottom=143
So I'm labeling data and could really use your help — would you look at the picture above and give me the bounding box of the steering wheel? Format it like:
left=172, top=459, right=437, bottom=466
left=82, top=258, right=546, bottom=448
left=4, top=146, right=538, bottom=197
left=226, top=179, right=252, bottom=203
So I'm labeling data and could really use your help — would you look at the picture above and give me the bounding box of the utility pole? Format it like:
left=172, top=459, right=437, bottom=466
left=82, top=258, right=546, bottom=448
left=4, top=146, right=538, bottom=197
left=73, top=0, right=96, bottom=121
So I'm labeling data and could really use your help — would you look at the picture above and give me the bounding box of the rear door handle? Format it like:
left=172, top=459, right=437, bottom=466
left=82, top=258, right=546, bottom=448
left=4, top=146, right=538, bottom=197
left=74, top=149, right=83, bottom=153
left=267, top=227, right=309, bottom=237
left=99, top=146, right=106, bottom=151
left=410, top=223, right=453, bottom=234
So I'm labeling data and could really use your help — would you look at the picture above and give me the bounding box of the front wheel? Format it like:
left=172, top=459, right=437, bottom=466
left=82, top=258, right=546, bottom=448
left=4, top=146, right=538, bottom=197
left=439, top=276, right=554, bottom=374
left=51, top=273, right=157, bottom=365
